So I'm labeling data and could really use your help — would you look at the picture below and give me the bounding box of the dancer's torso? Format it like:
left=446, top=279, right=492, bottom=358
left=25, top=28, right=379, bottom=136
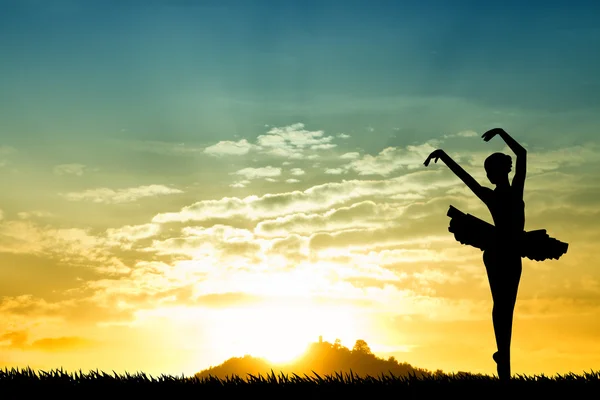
left=483, top=186, right=525, bottom=249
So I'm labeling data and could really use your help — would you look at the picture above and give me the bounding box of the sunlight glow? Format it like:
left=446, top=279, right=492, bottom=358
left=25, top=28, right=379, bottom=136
left=208, top=303, right=364, bottom=365
left=136, top=300, right=369, bottom=368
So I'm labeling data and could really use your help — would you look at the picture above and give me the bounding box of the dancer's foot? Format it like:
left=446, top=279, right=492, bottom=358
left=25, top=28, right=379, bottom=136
left=493, top=351, right=511, bottom=380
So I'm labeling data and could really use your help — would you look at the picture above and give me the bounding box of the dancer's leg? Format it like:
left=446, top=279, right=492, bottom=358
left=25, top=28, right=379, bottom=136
left=484, top=250, right=522, bottom=380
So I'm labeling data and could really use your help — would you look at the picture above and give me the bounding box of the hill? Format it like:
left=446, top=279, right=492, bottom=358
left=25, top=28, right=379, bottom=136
left=196, top=338, right=440, bottom=379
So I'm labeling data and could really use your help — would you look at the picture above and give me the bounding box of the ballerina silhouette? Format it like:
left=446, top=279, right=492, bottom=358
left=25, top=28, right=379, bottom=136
left=423, top=128, right=568, bottom=380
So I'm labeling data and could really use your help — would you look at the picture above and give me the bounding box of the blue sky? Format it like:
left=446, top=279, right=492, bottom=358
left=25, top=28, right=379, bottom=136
left=2, top=0, right=599, bottom=147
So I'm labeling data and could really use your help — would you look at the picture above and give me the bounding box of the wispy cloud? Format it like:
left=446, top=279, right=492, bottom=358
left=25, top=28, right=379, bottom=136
left=128, top=140, right=204, bottom=155
left=443, top=130, right=478, bottom=139
left=228, top=166, right=282, bottom=188
left=232, top=166, right=281, bottom=180
left=152, top=170, right=456, bottom=224
left=257, top=123, right=335, bottom=154
left=0, top=145, right=16, bottom=167
left=230, top=180, right=251, bottom=188
left=342, top=143, right=438, bottom=176
left=204, top=139, right=255, bottom=156
left=17, top=211, right=55, bottom=219
left=106, top=223, right=161, bottom=243
left=62, top=185, right=183, bottom=204
left=340, top=152, right=360, bottom=160
left=205, top=123, right=338, bottom=161
left=0, top=220, right=130, bottom=275
left=254, top=200, right=406, bottom=238
left=0, top=330, right=95, bottom=352
left=53, top=163, right=87, bottom=176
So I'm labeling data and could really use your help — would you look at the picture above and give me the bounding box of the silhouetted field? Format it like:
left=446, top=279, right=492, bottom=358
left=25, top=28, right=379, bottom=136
left=1, top=368, right=599, bottom=399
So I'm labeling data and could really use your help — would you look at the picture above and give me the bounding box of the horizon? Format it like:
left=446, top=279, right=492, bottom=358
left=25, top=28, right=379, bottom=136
left=1, top=0, right=600, bottom=377
left=195, top=336, right=440, bottom=378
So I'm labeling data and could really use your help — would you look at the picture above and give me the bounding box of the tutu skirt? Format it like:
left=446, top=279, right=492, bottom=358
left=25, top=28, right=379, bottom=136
left=447, top=205, right=568, bottom=261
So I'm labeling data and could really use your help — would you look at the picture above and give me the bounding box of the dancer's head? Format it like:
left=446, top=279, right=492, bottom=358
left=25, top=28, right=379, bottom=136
left=484, top=152, right=512, bottom=185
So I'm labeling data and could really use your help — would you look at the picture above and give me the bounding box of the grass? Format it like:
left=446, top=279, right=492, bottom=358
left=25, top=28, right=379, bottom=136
left=1, top=367, right=599, bottom=399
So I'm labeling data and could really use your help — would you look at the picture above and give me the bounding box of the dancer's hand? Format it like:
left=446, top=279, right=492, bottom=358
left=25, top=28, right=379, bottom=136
left=424, top=149, right=445, bottom=166
left=482, top=128, right=506, bottom=142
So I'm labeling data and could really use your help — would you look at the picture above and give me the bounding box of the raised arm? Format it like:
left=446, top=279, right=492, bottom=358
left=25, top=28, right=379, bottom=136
left=424, top=149, right=489, bottom=202
left=482, top=128, right=527, bottom=196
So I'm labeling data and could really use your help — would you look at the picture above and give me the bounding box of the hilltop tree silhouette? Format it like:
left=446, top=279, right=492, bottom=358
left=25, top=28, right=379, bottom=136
left=424, top=128, right=568, bottom=380
left=195, top=338, right=434, bottom=379
left=352, top=339, right=372, bottom=354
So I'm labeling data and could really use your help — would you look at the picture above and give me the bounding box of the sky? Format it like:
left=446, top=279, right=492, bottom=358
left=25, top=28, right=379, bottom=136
left=1, top=0, right=600, bottom=377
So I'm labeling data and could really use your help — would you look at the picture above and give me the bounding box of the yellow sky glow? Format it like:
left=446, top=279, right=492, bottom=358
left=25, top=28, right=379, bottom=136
left=1, top=124, right=599, bottom=378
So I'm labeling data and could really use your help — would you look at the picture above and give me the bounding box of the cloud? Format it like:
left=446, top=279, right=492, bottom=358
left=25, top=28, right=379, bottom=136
left=0, top=220, right=130, bottom=275
left=0, top=221, right=99, bottom=254
left=2, top=130, right=598, bottom=352
left=17, top=211, right=55, bottom=219
left=201, top=123, right=349, bottom=186
left=230, top=180, right=251, bottom=188
left=0, top=330, right=27, bottom=348
left=106, top=223, right=161, bottom=244
left=128, top=140, right=204, bottom=155
left=30, top=336, right=95, bottom=352
left=443, top=130, right=478, bottom=139
left=340, top=152, right=360, bottom=160
left=62, top=185, right=183, bottom=204
left=254, top=200, right=406, bottom=238
left=232, top=166, right=281, bottom=180
left=337, top=133, right=351, bottom=139
left=147, top=224, right=260, bottom=262
left=310, top=143, right=336, bottom=150
left=266, top=234, right=309, bottom=262
left=53, top=163, right=86, bottom=176
left=204, top=123, right=338, bottom=161
left=453, top=143, right=600, bottom=177
left=325, top=168, right=345, bottom=175
left=526, top=144, right=600, bottom=173
left=152, top=170, right=457, bottom=224
left=286, top=179, right=300, bottom=183
left=0, top=330, right=95, bottom=352
left=258, top=123, right=334, bottom=149
left=343, top=143, right=437, bottom=176
left=204, top=139, right=255, bottom=156
left=144, top=194, right=480, bottom=301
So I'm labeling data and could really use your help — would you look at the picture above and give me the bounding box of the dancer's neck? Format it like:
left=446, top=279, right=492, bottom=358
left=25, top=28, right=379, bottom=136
left=495, top=179, right=510, bottom=190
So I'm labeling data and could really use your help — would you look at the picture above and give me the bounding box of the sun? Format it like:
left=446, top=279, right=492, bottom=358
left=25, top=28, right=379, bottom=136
left=207, top=301, right=364, bottom=366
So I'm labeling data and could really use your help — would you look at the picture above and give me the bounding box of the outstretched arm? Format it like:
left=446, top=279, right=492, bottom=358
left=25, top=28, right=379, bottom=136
left=482, top=128, right=527, bottom=196
left=424, top=149, right=489, bottom=202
